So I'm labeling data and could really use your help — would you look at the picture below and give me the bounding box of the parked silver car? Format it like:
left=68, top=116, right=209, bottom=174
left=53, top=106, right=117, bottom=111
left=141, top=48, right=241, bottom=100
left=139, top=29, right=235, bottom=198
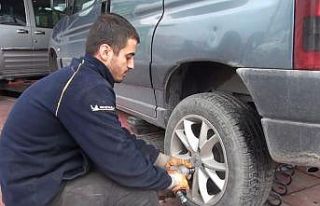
left=0, top=0, right=62, bottom=83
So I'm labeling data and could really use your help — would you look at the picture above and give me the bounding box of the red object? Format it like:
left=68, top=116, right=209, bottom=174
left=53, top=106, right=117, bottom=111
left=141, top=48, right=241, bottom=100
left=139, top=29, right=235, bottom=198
left=294, top=0, right=320, bottom=70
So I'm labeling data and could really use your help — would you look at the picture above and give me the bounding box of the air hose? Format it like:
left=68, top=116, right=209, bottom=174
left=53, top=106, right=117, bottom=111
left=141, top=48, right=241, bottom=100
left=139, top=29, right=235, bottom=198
left=265, top=164, right=295, bottom=206
left=176, top=191, right=191, bottom=206
left=173, top=166, right=195, bottom=206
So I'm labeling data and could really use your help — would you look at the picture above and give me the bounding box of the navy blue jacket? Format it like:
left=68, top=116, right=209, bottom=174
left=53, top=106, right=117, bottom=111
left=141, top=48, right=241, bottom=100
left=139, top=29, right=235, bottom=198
left=0, top=55, right=171, bottom=206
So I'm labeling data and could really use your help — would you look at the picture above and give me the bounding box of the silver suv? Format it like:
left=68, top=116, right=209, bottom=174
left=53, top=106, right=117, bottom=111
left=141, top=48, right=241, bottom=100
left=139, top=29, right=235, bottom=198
left=0, top=0, right=62, bottom=83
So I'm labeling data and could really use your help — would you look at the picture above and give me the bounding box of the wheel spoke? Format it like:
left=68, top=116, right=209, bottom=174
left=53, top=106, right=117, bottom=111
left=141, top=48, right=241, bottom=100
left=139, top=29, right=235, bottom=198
left=198, top=121, right=209, bottom=149
left=204, top=168, right=225, bottom=190
left=202, top=159, right=226, bottom=171
left=198, top=167, right=212, bottom=203
left=175, top=129, right=193, bottom=152
left=191, top=168, right=200, bottom=200
left=183, top=119, right=199, bottom=152
left=172, top=114, right=229, bottom=205
left=200, top=134, right=219, bottom=159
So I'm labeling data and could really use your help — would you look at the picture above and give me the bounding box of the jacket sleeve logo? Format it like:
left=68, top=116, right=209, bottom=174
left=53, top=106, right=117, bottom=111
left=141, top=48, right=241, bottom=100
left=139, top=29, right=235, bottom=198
left=90, top=104, right=115, bottom=112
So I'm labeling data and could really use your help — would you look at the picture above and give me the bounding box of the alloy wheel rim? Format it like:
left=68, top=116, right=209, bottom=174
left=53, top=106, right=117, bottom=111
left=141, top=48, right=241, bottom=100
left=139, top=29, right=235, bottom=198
left=169, top=114, right=229, bottom=205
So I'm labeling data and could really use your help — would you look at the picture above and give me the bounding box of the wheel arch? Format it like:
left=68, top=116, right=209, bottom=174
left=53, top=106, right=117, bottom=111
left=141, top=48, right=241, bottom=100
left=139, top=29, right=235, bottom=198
left=164, top=61, right=252, bottom=115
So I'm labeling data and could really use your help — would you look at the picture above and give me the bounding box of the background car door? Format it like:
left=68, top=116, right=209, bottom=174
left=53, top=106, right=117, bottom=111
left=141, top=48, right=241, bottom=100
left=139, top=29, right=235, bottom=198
left=58, top=0, right=102, bottom=66
left=111, top=0, right=163, bottom=119
left=0, top=0, right=33, bottom=79
left=29, top=0, right=61, bottom=73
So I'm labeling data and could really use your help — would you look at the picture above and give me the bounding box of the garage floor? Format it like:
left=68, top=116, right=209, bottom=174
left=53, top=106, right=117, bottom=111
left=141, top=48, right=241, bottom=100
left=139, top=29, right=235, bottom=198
left=0, top=95, right=320, bottom=206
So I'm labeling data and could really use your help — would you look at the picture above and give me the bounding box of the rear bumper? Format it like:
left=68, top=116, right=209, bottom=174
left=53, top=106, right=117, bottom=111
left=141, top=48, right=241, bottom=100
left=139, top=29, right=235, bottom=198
left=237, top=68, right=320, bottom=167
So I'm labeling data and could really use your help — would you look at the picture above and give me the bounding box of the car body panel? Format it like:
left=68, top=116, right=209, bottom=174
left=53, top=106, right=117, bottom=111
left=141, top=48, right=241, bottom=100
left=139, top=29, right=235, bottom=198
left=28, top=0, right=54, bottom=71
left=237, top=68, right=320, bottom=166
left=111, top=0, right=163, bottom=118
left=152, top=0, right=294, bottom=90
left=51, top=0, right=295, bottom=125
left=0, top=0, right=58, bottom=80
left=0, top=0, right=34, bottom=79
left=58, top=0, right=99, bottom=66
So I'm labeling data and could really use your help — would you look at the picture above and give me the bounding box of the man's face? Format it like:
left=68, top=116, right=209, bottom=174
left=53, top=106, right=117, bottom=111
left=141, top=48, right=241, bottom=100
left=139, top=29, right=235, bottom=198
left=107, top=38, right=137, bottom=83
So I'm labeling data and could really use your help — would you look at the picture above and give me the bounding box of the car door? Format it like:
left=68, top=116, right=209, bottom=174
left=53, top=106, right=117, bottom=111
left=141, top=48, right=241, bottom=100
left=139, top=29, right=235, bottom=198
left=111, top=0, right=164, bottom=119
left=0, top=0, right=33, bottom=79
left=29, top=0, right=61, bottom=73
left=59, top=0, right=101, bottom=66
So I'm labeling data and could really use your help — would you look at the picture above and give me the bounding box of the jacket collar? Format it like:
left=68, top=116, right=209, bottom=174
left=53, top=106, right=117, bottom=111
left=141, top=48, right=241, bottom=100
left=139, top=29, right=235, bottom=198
left=82, top=54, right=115, bottom=87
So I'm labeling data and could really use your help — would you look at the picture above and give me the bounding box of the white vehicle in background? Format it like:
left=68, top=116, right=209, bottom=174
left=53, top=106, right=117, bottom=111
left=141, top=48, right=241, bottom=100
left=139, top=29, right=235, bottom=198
left=0, top=0, right=62, bottom=85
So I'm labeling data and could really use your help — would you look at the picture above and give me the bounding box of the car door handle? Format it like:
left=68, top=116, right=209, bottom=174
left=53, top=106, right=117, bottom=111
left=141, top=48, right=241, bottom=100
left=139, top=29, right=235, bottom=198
left=16, top=29, right=29, bottom=34
left=34, top=31, right=45, bottom=35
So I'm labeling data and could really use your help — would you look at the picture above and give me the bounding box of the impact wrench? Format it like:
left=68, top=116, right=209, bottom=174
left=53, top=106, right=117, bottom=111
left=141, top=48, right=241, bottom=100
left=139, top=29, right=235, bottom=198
left=172, top=165, right=195, bottom=206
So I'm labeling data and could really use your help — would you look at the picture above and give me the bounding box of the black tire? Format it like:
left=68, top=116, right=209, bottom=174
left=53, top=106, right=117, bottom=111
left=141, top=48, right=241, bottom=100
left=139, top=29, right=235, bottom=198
left=49, top=51, right=59, bottom=72
left=164, top=92, right=274, bottom=206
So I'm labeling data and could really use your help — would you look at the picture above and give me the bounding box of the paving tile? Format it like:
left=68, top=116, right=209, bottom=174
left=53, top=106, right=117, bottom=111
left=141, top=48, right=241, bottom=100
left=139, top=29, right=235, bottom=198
left=285, top=169, right=320, bottom=195
left=282, top=184, right=320, bottom=206
left=159, top=197, right=179, bottom=206
left=297, top=166, right=320, bottom=179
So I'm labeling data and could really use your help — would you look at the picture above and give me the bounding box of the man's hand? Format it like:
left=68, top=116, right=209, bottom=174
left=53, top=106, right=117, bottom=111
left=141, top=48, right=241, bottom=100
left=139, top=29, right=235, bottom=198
left=154, top=153, right=193, bottom=170
left=167, top=170, right=190, bottom=193
left=165, top=157, right=193, bottom=171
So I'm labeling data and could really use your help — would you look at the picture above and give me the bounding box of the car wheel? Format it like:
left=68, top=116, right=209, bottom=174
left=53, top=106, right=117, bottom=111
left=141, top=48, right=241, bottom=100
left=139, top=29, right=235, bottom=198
left=164, top=92, right=274, bottom=206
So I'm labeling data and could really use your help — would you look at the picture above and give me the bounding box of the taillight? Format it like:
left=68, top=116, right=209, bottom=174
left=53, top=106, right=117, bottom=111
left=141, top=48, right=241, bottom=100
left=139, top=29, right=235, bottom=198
left=294, top=0, right=320, bottom=70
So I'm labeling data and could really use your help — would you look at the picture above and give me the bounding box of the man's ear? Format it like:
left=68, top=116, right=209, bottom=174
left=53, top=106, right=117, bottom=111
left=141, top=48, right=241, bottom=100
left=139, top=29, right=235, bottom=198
left=97, top=43, right=114, bottom=63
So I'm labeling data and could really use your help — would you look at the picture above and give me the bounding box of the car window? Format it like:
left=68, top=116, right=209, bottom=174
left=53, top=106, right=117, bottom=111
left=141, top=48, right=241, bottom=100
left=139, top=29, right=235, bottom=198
left=32, top=0, right=63, bottom=28
left=0, top=0, right=26, bottom=26
left=73, top=0, right=95, bottom=14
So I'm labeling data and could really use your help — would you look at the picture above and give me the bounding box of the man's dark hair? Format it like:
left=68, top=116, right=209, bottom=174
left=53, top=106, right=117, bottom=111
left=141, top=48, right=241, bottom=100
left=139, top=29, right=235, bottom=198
left=86, top=13, right=140, bottom=55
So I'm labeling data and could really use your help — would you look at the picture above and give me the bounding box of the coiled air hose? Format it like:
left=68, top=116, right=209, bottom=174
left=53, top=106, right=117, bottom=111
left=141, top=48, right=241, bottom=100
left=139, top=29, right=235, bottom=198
left=265, top=164, right=296, bottom=206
